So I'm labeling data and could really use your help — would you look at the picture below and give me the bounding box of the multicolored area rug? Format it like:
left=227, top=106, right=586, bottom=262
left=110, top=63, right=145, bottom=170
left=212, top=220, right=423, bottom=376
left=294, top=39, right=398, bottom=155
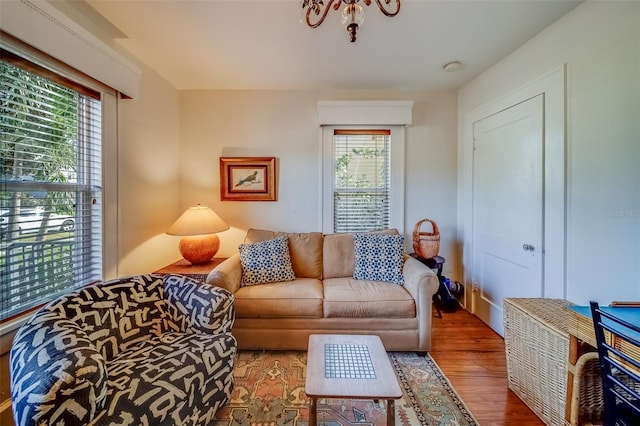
left=213, top=350, right=478, bottom=426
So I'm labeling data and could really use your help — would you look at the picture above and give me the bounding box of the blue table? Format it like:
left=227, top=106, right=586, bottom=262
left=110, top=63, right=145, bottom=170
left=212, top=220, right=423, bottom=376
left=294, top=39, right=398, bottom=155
left=569, top=304, right=640, bottom=320
left=568, top=305, right=640, bottom=347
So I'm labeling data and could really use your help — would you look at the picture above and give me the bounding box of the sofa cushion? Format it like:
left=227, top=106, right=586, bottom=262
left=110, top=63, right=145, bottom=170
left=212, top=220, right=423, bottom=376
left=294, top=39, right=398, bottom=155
left=323, top=278, right=415, bottom=318
left=245, top=229, right=323, bottom=279
left=323, top=229, right=399, bottom=279
left=353, top=233, right=405, bottom=285
left=239, top=236, right=296, bottom=285
left=233, top=278, right=323, bottom=318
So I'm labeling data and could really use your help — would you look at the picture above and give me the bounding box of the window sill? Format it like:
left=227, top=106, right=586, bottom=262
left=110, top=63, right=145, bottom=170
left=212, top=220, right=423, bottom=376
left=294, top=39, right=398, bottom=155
left=0, top=315, right=30, bottom=356
left=0, top=315, right=28, bottom=336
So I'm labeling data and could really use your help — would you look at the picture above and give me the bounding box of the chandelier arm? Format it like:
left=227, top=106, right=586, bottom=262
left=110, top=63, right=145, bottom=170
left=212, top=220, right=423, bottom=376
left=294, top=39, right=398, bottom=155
left=305, top=0, right=343, bottom=28
left=370, top=0, right=401, bottom=17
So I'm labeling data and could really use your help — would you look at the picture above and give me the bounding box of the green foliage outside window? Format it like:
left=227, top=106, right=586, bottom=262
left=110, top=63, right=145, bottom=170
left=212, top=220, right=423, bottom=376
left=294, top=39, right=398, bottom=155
left=1, top=60, right=78, bottom=221
left=334, top=134, right=390, bottom=233
left=1, top=58, right=91, bottom=320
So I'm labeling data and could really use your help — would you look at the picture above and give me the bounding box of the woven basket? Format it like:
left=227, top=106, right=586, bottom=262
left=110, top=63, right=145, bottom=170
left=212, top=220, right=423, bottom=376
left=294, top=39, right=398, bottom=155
left=504, top=298, right=603, bottom=426
left=412, top=218, right=440, bottom=259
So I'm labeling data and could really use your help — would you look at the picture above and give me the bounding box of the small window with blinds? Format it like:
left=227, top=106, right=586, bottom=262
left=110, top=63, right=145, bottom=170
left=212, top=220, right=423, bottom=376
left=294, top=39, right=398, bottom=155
left=0, top=56, right=102, bottom=321
left=333, top=129, right=390, bottom=233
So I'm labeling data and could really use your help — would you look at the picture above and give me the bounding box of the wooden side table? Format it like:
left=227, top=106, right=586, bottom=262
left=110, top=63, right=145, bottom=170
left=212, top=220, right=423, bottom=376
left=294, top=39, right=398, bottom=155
left=154, top=257, right=226, bottom=282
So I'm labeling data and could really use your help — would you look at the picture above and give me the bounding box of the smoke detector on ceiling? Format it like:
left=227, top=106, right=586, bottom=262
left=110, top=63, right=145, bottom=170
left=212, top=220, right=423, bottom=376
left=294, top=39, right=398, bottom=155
left=443, top=61, right=462, bottom=72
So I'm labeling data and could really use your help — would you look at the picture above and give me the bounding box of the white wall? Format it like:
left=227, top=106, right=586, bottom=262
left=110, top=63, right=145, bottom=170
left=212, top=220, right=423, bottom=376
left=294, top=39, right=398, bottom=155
left=115, top=61, right=182, bottom=276
left=178, top=90, right=460, bottom=277
left=458, top=1, right=640, bottom=305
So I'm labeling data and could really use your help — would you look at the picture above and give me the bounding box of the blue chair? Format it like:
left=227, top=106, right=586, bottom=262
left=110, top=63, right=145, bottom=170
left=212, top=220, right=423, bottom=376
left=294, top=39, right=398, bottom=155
left=590, top=301, right=640, bottom=426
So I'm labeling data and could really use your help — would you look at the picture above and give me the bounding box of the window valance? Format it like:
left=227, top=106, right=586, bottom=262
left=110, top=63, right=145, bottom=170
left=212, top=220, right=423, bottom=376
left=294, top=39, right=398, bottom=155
left=317, top=101, right=414, bottom=126
left=1, top=0, right=141, bottom=98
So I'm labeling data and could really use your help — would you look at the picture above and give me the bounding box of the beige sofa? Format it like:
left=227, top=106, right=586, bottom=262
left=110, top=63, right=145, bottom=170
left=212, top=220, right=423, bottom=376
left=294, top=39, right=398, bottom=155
left=206, top=228, right=439, bottom=352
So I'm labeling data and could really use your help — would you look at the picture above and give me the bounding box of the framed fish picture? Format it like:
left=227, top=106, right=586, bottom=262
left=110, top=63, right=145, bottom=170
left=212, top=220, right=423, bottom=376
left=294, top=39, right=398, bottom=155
left=220, top=157, right=277, bottom=201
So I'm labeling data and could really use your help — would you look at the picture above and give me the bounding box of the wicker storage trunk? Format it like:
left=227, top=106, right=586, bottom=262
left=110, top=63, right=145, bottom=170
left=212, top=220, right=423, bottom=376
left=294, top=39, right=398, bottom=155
left=503, top=298, right=603, bottom=426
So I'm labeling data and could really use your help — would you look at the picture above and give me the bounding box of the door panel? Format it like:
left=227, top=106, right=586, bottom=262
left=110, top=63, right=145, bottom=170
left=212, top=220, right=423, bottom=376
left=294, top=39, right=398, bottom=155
left=472, top=95, right=544, bottom=335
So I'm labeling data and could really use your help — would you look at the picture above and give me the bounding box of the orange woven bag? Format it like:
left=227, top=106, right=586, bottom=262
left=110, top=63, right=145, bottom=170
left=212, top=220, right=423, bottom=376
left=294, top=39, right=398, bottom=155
left=412, top=218, right=440, bottom=259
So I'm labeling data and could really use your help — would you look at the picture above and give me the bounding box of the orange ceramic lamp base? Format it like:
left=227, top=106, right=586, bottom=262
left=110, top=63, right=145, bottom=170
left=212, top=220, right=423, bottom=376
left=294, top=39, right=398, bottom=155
left=179, top=234, right=220, bottom=265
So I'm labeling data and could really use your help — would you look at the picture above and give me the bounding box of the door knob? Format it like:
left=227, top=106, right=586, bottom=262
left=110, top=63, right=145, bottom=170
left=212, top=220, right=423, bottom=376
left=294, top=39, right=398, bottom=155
left=522, top=244, right=535, bottom=252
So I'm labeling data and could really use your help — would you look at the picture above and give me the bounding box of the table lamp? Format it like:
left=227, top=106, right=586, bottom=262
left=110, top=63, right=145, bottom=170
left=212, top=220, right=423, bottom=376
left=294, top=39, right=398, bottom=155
left=166, top=204, right=229, bottom=264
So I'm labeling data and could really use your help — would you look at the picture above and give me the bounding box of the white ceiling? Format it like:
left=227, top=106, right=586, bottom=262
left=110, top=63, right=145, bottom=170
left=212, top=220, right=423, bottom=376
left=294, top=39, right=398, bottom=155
left=61, top=0, right=582, bottom=91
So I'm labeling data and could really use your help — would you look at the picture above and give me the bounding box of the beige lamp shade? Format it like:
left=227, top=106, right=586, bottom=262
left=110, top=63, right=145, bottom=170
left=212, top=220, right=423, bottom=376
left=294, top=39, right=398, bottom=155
left=167, top=205, right=229, bottom=264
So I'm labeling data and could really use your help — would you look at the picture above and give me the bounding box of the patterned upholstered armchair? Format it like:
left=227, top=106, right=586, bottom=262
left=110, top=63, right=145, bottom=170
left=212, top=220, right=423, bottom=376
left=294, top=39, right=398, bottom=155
left=10, top=274, right=237, bottom=426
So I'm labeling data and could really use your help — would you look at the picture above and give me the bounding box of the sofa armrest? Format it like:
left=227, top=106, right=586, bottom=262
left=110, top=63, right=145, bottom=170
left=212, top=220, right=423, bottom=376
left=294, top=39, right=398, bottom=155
left=402, top=255, right=440, bottom=350
left=206, top=254, right=243, bottom=293
left=10, top=316, right=108, bottom=425
left=163, top=274, right=235, bottom=334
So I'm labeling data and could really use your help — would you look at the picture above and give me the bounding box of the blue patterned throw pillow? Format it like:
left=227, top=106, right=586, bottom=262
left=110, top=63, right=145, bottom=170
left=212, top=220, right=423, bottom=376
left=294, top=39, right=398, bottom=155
left=239, top=236, right=296, bottom=286
left=353, top=233, right=405, bottom=285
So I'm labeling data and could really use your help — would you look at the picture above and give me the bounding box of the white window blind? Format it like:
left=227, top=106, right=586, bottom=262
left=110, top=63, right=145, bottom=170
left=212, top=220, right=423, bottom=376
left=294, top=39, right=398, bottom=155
left=333, top=129, right=391, bottom=233
left=0, top=56, right=102, bottom=321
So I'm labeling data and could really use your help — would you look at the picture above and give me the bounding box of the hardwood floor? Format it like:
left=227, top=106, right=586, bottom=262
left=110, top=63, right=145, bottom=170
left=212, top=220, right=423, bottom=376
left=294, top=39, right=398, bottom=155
left=430, top=308, right=544, bottom=426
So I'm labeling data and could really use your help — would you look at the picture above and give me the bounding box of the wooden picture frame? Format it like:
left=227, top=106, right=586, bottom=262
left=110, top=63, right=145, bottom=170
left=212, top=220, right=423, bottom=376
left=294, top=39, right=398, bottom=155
left=220, top=157, right=277, bottom=201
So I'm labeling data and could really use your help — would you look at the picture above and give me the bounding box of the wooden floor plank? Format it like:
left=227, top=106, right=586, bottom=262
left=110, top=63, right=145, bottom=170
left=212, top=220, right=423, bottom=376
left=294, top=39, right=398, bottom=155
left=430, top=308, right=545, bottom=425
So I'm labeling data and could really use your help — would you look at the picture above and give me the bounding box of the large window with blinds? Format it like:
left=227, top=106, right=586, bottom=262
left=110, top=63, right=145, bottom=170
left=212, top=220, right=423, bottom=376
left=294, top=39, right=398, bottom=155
left=333, top=129, right=391, bottom=233
left=0, top=56, right=102, bottom=321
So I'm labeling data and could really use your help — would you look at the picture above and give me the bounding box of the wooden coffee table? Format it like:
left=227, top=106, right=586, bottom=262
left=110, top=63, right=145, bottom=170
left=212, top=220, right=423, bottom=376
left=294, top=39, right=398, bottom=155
left=305, top=334, right=402, bottom=425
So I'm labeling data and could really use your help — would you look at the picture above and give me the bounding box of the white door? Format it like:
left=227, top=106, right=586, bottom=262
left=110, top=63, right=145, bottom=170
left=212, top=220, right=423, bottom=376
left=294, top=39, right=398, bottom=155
left=472, top=95, right=544, bottom=335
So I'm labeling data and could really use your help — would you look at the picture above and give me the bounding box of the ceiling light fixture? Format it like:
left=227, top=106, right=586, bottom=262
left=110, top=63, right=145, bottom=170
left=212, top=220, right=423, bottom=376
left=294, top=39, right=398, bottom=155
left=301, top=0, right=401, bottom=43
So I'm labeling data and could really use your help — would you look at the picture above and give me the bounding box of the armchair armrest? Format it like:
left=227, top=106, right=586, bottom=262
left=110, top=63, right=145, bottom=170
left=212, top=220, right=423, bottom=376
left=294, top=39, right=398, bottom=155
left=162, top=274, right=235, bottom=335
left=206, top=254, right=242, bottom=293
left=10, top=315, right=108, bottom=425
left=402, top=255, right=440, bottom=351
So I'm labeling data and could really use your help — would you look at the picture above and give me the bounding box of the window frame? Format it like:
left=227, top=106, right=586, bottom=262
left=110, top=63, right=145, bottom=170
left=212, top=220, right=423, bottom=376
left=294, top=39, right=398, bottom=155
left=321, top=125, right=405, bottom=233
left=0, top=37, right=118, bottom=335
left=0, top=56, right=102, bottom=322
